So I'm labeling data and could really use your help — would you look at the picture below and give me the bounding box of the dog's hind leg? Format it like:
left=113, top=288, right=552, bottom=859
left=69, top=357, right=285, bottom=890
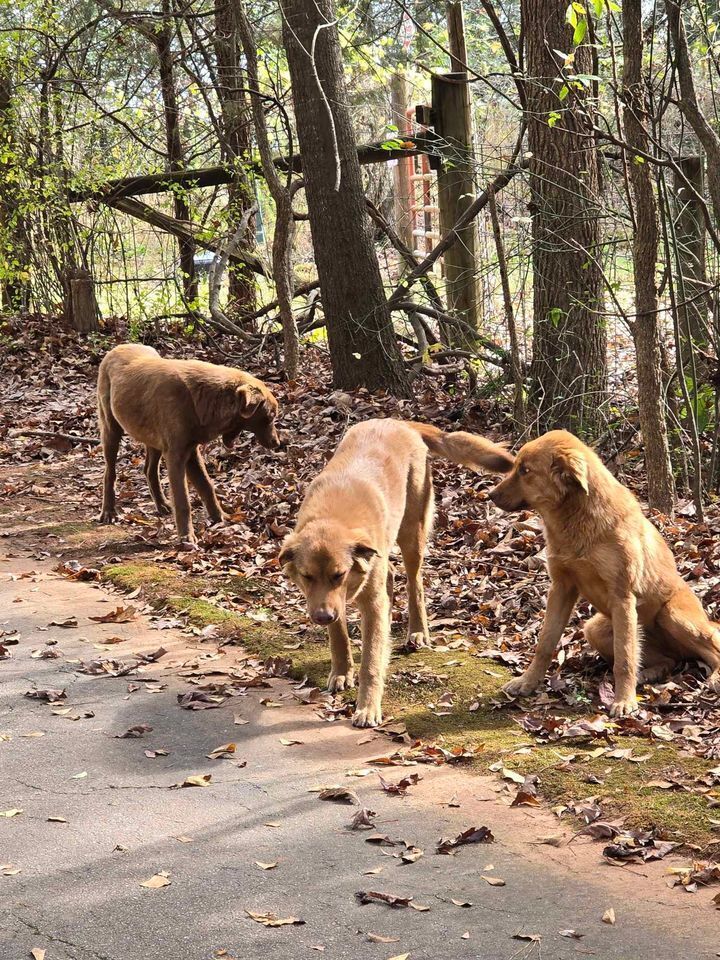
left=144, top=447, right=171, bottom=516
left=656, top=588, right=720, bottom=691
left=398, top=472, right=434, bottom=649
left=327, top=616, right=355, bottom=693
left=186, top=447, right=226, bottom=525
left=585, top=613, right=675, bottom=685
left=98, top=412, right=123, bottom=524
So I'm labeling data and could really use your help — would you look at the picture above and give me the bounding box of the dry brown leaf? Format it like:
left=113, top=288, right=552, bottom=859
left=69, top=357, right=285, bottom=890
left=482, top=875, right=506, bottom=887
left=254, top=861, right=278, bottom=870
left=245, top=911, right=304, bottom=927
left=31, top=949, right=46, bottom=960
left=602, top=907, right=616, bottom=925
left=140, top=872, right=171, bottom=889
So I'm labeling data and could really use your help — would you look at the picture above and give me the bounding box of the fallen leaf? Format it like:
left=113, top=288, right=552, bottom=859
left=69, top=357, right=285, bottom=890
left=318, top=788, right=359, bottom=805
left=179, top=774, right=212, bottom=788
left=25, top=688, right=66, bottom=702
left=481, top=875, right=506, bottom=886
left=245, top=911, right=305, bottom=927
left=279, top=738, right=303, bottom=746
left=0, top=809, right=23, bottom=818
left=31, top=949, right=46, bottom=960
left=89, top=605, right=137, bottom=623
left=254, top=861, right=278, bottom=870
left=437, top=825, right=494, bottom=854
left=602, top=907, right=616, bottom=925
left=207, top=742, right=236, bottom=759
left=140, top=872, right=171, bottom=889
left=367, top=933, right=400, bottom=943
left=512, top=933, right=541, bottom=942
left=47, top=815, right=67, bottom=823
left=48, top=617, right=77, bottom=628
left=117, top=724, right=153, bottom=739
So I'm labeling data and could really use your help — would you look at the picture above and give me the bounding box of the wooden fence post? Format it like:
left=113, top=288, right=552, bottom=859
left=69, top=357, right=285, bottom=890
left=391, top=72, right=413, bottom=252
left=432, top=69, right=479, bottom=342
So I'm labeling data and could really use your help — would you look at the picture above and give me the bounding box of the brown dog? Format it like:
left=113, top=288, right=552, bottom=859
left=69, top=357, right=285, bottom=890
left=97, top=344, right=280, bottom=544
left=279, top=418, right=513, bottom=727
left=490, top=430, right=720, bottom=716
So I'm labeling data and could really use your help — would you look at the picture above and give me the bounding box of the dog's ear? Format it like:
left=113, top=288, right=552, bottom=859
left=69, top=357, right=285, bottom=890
left=351, top=541, right=378, bottom=573
left=551, top=449, right=589, bottom=495
left=278, top=539, right=296, bottom=569
left=235, top=384, right=263, bottom=419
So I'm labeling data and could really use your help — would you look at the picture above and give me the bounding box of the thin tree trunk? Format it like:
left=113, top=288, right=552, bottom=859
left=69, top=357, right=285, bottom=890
left=622, top=0, right=675, bottom=513
left=0, top=67, right=29, bottom=311
left=154, top=0, right=197, bottom=306
left=213, top=0, right=256, bottom=314
left=280, top=0, right=410, bottom=395
left=523, top=0, right=606, bottom=436
left=488, top=188, right=525, bottom=431
left=236, top=1, right=299, bottom=379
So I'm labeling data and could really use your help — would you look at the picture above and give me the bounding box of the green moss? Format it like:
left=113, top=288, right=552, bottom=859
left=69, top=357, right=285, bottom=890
left=100, top=559, right=720, bottom=847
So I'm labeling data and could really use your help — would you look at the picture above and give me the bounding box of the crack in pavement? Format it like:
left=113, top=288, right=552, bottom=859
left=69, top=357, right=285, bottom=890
left=9, top=914, right=120, bottom=960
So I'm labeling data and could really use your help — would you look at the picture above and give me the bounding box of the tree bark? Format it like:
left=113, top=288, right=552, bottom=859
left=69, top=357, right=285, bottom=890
left=213, top=0, right=256, bottom=313
left=672, top=156, right=709, bottom=373
left=0, top=67, right=29, bottom=312
left=280, top=0, right=410, bottom=395
left=622, top=0, right=675, bottom=513
left=153, top=0, right=197, bottom=306
left=236, top=0, right=299, bottom=379
left=523, top=0, right=606, bottom=435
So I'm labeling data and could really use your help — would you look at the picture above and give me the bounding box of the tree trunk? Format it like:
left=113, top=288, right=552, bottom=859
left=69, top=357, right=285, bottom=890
left=280, top=0, right=411, bottom=395
left=0, top=67, right=29, bottom=312
left=213, top=0, right=257, bottom=314
left=621, top=0, right=675, bottom=513
left=236, top=0, right=299, bottom=379
left=523, top=0, right=606, bottom=436
left=154, top=0, right=197, bottom=306
left=673, top=156, right=709, bottom=374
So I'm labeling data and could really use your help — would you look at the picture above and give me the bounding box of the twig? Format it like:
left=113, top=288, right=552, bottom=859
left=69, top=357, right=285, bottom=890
left=8, top=429, right=100, bottom=445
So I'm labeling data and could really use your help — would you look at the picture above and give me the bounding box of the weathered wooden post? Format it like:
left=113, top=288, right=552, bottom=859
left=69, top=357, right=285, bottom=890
left=65, top=267, right=99, bottom=332
left=432, top=2, right=479, bottom=343
left=390, top=72, right=413, bottom=251
left=673, top=155, right=709, bottom=371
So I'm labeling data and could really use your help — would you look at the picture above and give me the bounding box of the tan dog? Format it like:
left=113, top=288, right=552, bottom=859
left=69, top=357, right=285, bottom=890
left=97, top=344, right=280, bottom=544
left=490, top=430, right=720, bottom=716
left=279, top=418, right=513, bottom=727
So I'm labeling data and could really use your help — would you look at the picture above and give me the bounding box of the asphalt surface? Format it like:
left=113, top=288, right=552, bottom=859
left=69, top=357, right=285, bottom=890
left=1, top=552, right=719, bottom=960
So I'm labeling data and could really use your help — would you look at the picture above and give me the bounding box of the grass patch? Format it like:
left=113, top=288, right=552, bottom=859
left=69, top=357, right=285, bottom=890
left=101, top=559, right=720, bottom=848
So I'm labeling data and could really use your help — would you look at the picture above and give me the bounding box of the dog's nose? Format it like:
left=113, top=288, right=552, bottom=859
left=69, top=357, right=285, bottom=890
left=489, top=487, right=501, bottom=505
left=311, top=609, right=337, bottom=626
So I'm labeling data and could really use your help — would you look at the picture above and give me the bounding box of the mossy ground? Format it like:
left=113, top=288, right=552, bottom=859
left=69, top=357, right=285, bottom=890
left=101, top=559, right=720, bottom=848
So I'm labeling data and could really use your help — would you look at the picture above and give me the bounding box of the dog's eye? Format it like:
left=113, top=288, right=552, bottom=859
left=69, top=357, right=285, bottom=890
left=301, top=573, right=315, bottom=583
left=519, top=464, right=530, bottom=476
left=330, top=571, right=345, bottom=584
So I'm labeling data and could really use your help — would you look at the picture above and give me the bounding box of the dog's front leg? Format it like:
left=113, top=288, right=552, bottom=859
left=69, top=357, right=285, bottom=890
left=327, top=617, right=355, bottom=693
left=609, top=595, right=640, bottom=716
left=165, top=450, right=195, bottom=545
left=353, top=561, right=391, bottom=727
left=503, top=581, right=578, bottom=698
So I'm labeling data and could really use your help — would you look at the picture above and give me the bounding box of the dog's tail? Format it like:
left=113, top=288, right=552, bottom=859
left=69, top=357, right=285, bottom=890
left=407, top=422, right=514, bottom=474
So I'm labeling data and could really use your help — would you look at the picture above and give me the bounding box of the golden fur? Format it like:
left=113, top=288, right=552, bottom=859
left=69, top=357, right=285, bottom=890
left=97, top=344, right=280, bottom=544
left=280, top=418, right=513, bottom=727
left=490, top=429, right=720, bottom=715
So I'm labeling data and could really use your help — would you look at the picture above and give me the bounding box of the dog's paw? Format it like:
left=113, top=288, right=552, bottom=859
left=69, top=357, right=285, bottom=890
left=609, top=696, right=639, bottom=718
left=327, top=669, right=355, bottom=693
left=177, top=538, right=200, bottom=552
left=406, top=631, right=431, bottom=650
left=156, top=502, right=172, bottom=517
left=352, top=703, right=383, bottom=728
left=97, top=510, right=117, bottom=525
left=502, top=675, right=539, bottom=699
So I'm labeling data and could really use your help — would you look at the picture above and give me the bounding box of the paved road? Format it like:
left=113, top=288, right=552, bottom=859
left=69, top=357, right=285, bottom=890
left=1, top=552, right=718, bottom=960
